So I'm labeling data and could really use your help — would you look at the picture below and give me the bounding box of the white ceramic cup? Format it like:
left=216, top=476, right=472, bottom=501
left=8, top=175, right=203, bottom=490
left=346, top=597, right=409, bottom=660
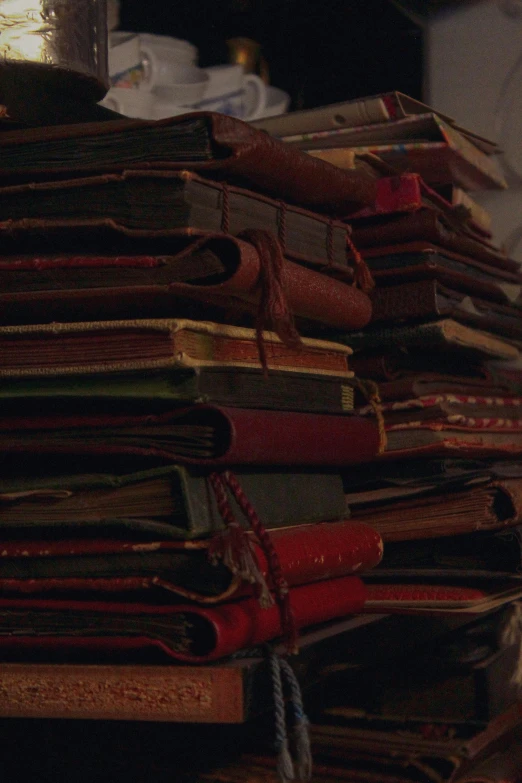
left=99, top=87, right=156, bottom=119
left=196, top=64, right=267, bottom=120
left=139, top=38, right=209, bottom=105
left=139, top=33, right=198, bottom=65
left=139, top=34, right=198, bottom=90
left=148, top=64, right=209, bottom=106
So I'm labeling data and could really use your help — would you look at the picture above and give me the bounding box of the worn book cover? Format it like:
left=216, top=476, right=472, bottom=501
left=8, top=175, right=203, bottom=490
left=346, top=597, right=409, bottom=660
left=0, top=465, right=348, bottom=539
left=0, top=234, right=373, bottom=329
left=0, top=520, right=383, bottom=602
left=0, top=112, right=377, bottom=212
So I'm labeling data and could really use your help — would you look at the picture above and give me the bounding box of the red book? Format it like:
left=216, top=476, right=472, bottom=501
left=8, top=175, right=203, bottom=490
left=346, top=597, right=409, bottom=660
left=0, top=404, right=381, bottom=466
left=0, top=520, right=383, bottom=603
left=0, top=575, right=367, bottom=662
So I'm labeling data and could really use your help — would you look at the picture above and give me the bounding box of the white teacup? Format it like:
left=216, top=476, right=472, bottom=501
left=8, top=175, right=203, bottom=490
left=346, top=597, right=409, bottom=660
left=196, top=64, right=267, bottom=120
left=139, top=33, right=198, bottom=65
left=139, top=39, right=208, bottom=105
left=148, top=65, right=209, bottom=107
left=139, top=34, right=198, bottom=89
left=99, top=87, right=156, bottom=119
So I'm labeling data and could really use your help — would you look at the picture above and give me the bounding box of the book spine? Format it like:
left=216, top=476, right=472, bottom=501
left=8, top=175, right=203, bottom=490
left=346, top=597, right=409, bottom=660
left=172, top=328, right=350, bottom=376
left=199, top=370, right=354, bottom=413
left=273, top=97, right=390, bottom=140
left=370, top=280, right=442, bottom=323
left=0, top=663, right=246, bottom=722
left=180, top=470, right=348, bottom=539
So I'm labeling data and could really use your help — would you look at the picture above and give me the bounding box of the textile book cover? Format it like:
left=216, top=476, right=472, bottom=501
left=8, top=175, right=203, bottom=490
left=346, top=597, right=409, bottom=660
left=0, top=318, right=353, bottom=378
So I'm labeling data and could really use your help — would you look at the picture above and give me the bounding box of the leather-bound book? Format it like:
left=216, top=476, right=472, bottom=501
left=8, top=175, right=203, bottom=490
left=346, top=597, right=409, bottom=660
left=340, top=319, right=519, bottom=362
left=351, top=210, right=518, bottom=273
left=0, top=234, right=372, bottom=329
left=358, top=244, right=522, bottom=306
left=0, top=574, right=367, bottom=663
left=0, top=172, right=360, bottom=272
left=370, top=279, right=522, bottom=340
left=0, top=404, right=380, bottom=467
left=0, top=112, right=377, bottom=212
left=351, top=479, right=522, bottom=540
left=0, top=366, right=356, bottom=415
left=0, top=464, right=348, bottom=539
left=0, top=520, right=383, bottom=602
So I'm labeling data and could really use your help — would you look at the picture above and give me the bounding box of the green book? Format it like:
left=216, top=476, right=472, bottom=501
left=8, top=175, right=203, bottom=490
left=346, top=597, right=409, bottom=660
left=0, top=465, right=347, bottom=539
left=0, top=367, right=354, bottom=415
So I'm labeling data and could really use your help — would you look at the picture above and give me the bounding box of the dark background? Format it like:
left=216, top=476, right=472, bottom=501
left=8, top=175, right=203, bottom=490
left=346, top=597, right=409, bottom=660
left=120, top=0, right=424, bottom=110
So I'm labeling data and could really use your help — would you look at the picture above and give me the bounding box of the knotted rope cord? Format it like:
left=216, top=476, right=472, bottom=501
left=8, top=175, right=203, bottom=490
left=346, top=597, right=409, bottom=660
left=349, top=377, right=387, bottom=454
left=221, top=182, right=231, bottom=234
left=237, top=228, right=303, bottom=376
left=346, top=233, right=374, bottom=294
left=207, top=472, right=273, bottom=608
left=207, top=471, right=298, bottom=652
left=279, top=658, right=312, bottom=781
left=269, top=652, right=313, bottom=782
left=222, top=470, right=298, bottom=653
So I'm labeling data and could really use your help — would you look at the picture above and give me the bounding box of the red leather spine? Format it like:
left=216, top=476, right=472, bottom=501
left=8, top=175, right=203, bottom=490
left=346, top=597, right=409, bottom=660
left=187, top=575, right=367, bottom=662
left=0, top=575, right=367, bottom=662
left=0, top=521, right=383, bottom=600
left=0, top=405, right=381, bottom=466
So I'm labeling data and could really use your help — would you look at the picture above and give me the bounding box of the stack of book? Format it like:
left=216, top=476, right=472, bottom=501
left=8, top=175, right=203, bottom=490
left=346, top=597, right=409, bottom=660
left=256, top=94, right=522, bottom=777
left=190, top=612, right=522, bottom=783
left=0, top=111, right=391, bottom=718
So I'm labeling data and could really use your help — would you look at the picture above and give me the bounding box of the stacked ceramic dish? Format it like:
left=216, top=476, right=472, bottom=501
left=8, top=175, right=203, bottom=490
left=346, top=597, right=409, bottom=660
left=100, top=31, right=290, bottom=122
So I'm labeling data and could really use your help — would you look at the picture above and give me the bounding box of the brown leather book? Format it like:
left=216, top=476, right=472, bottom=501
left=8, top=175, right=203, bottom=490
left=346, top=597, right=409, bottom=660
left=0, top=234, right=372, bottom=329
left=0, top=112, right=377, bottom=212
left=370, top=279, right=522, bottom=340
left=351, top=210, right=519, bottom=274
left=358, top=244, right=522, bottom=307
left=0, top=171, right=357, bottom=274
left=351, top=479, right=522, bottom=541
